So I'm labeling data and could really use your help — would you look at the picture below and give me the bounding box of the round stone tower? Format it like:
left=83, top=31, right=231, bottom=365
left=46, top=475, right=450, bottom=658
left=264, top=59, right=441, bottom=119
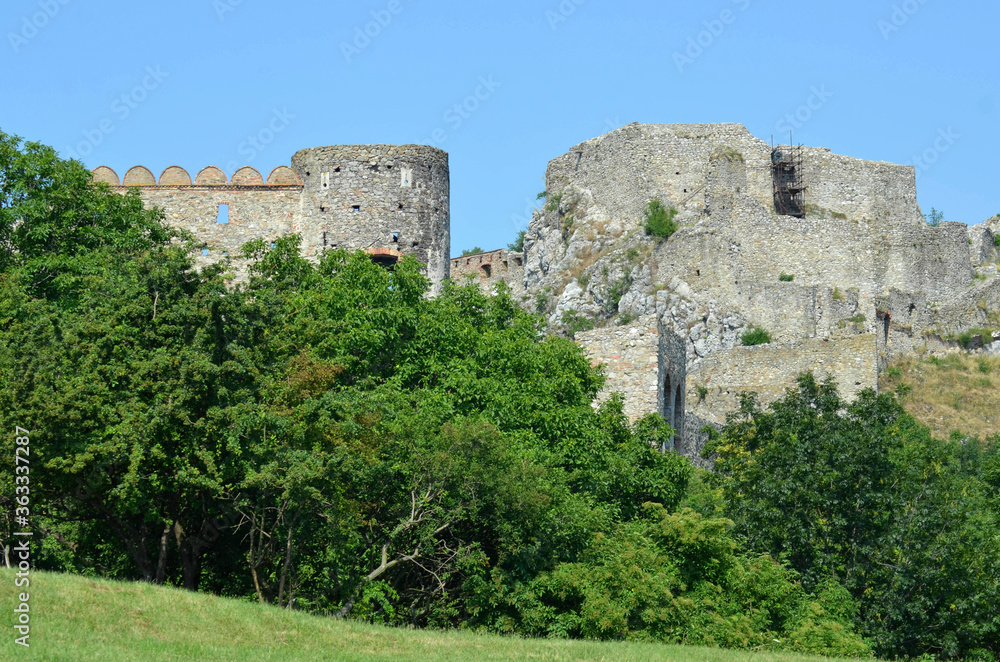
left=291, top=145, right=450, bottom=293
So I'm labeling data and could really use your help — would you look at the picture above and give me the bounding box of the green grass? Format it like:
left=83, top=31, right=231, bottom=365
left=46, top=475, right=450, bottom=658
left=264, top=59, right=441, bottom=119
left=0, top=569, right=869, bottom=662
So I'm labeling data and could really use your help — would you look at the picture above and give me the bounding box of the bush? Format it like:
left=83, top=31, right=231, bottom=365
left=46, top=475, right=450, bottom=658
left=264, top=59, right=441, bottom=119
left=509, top=505, right=870, bottom=656
left=644, top=200, right=678, bottom=239
left=742, top=327, right=772, bottom=346
left=779, top=273, right=795, bottom=282
left=561, top=310, right=595, bottom=338
left=603, top=277, right=632, bottom=317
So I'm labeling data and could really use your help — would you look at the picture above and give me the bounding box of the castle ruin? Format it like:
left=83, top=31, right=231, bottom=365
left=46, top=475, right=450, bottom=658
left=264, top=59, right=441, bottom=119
left=93, top=144, right=450, bottom=294
left=96, top=124, right=1000, bottom=465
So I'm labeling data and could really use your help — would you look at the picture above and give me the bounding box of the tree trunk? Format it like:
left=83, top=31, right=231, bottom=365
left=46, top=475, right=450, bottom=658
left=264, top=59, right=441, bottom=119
left=174, top=521, right=201, bottom=591
left=154, top=523, right=171, bottom=584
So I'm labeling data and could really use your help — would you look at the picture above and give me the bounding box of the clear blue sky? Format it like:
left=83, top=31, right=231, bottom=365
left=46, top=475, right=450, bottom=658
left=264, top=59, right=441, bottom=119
left=2, top=0, right=997, bottom=255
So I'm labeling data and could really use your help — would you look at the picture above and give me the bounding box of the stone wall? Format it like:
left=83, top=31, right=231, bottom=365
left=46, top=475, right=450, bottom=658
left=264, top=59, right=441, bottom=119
left=576, top=317, right=661, bottom=425
left=504, top=122, right=999, bottom=461
left=92, top=144, right=451, bottom=293
left=683, top=334, right=879, bottom=458
left=450, top=248, right=526, bottom=295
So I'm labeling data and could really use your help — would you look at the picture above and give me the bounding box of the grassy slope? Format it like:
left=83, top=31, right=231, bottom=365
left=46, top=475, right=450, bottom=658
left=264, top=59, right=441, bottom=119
left=880, top=353, right=1000, bottom=440
left=0, top=569, right=864, bottom=662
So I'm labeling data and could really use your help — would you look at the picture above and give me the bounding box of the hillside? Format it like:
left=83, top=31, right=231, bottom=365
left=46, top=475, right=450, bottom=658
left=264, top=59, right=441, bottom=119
left=880, top=353, right=1000, bottom=441
left=0, top=570, right=865, bottom=662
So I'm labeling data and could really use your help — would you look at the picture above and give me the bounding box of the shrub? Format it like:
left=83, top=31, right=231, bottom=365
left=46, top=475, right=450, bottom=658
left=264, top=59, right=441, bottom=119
left=924, top=207, right=944, bottom=227
left=644, top=199, right=678, bottom=240
left=603, top=277, right=632, bottom=316
left=562, top=310, right=595, bottom=338
left=994, top=235, right=1000, bottom=247
left=742, top=327, right=772, bottom=346
left=832, top=287, right=844, bottom=300
left=779, top=273, right=795, bottom=282
left=534, top=291, right=549, bottom=314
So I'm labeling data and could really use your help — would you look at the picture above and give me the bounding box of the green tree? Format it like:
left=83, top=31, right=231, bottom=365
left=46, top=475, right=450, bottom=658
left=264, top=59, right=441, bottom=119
left=507, top=230, right=525, bottom=252
left=459, top=247, right=485, bottom=256
left=707, top=373, right=1000, bottom=659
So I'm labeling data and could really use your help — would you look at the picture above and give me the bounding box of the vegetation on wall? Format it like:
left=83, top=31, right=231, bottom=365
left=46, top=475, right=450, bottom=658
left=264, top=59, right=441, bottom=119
left=741, top=327, right=772, bottom=346
left=643, top=199, right=678, bottom=240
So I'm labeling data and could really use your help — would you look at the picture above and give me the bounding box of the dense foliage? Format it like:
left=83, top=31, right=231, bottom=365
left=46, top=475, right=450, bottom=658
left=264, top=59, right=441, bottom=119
left=4, top=132, right=999, bottom=659
left=706, top=374, right=1000, bottom=660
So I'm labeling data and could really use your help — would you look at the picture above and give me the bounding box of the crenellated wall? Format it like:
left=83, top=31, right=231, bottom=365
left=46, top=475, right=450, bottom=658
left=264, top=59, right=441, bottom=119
left=92, top=144, right=451, bottom=292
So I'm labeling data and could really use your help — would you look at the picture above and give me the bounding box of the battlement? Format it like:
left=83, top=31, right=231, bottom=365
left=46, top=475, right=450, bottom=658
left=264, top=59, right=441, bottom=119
left=92, top=144, right=451, bottom=293
left=92, top=165, right=302, bottom=188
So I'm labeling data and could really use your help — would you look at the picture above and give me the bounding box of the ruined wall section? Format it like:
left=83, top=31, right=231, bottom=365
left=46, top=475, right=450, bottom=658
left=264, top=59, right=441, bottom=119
left=682, top=334, right=879, bottom=459
left=141, top=186, right=304, bottom=274
left=515, top=122, right=993, bottom=453
left=525, top=123, right=975, bottom=331
left=292, top=145, right=450, bottom=294
left=575, top=317, right=661, bottom=424
left=450, top=249, right=525, bottom=295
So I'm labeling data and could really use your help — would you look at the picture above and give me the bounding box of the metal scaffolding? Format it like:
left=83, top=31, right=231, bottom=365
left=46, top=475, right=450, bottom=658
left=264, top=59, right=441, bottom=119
left=771, top=144, right=806, bottom=218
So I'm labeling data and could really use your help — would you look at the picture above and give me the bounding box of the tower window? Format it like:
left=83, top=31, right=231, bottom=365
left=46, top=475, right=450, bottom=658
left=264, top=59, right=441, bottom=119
left=352, top=205, right=361, bottom=213
left=392, top=232, right=399, bottom=243
left=216, top=203, right=229, bottom=224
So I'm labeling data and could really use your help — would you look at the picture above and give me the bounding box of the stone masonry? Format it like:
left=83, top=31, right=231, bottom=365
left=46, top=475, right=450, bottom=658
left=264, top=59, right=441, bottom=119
left=93, top=144, right=451, bottom=293
left=95, top=126, right=1000, bottom=465
left=449, top=248, right=526, bottom=296
left=498, top=123, right=1000, bottom=463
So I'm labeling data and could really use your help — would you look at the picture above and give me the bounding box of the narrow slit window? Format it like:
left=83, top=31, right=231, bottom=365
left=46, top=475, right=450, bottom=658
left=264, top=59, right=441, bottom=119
left=201, top=248, right=209, bottom=256
left=392, top=232, right=399, bottom=243
left=352, top=205, right=361, bottom=213
left=216, top=203, right=229, bottom=224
